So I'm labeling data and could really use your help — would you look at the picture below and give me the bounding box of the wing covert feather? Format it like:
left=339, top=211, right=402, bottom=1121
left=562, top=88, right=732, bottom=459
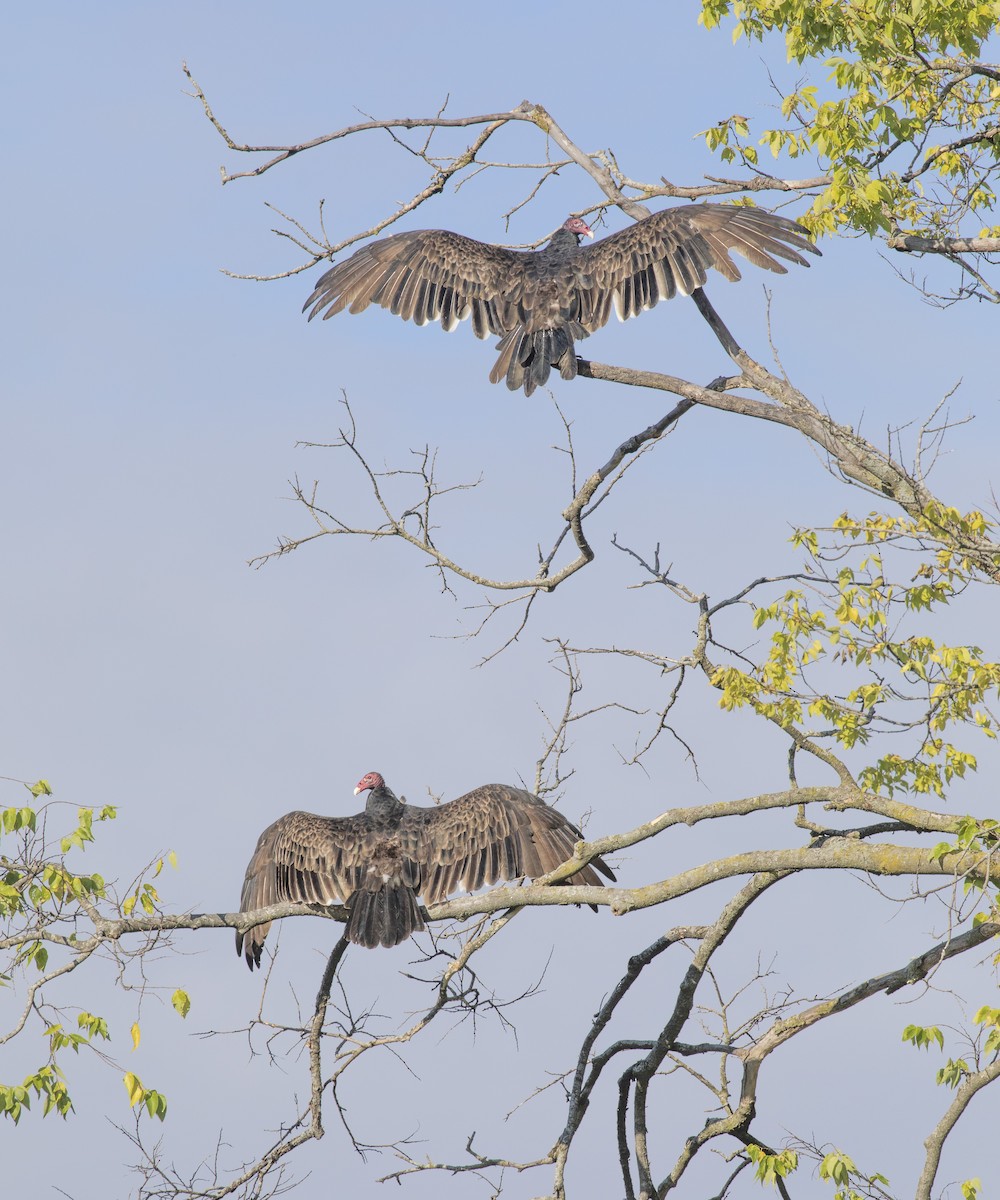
left=239, top=810, right=374, bottom=912
left=304, top=230, right=531, bottom=338
left=403, top=784, right=614, bottom=906
left=573, top=204, right=818, bottom=329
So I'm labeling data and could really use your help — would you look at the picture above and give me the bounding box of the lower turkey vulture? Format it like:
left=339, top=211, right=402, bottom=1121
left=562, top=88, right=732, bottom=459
left=236, top=771, right=615, bottom=965
left=303, top=204, right=819, bottom=396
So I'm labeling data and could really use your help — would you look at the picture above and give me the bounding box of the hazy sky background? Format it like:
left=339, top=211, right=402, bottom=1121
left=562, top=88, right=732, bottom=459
left=4, top=3, right=998, bottom=1197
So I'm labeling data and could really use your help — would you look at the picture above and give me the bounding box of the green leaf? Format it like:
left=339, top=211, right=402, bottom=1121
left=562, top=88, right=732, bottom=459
left=745, top=1143, right=798, bottom=1182
left=77, top=1011, right=110, bottom=1041
left=819, top=1150, right=855, bottom=1185
left=902, top=1024, right=944, bottom=1051
left=937, top=1058, right=968, bottom=1088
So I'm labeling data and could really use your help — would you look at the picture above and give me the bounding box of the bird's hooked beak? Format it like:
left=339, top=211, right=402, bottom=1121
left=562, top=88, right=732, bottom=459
left=583, top=226, right=594, bottom=238
left=353, top=785, right=363, bottom=796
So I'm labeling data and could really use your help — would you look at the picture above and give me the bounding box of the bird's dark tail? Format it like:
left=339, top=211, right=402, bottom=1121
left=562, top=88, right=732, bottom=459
left=491, top=323, right=586, bottom=396
left=558, top=856, right=616, bottom=913
left=346, top=881, right=424, bottom=949
left=237, top=923, right=269, bottom=971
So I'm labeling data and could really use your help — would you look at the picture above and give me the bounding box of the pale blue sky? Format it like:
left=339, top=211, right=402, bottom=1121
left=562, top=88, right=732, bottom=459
left=3, top=3, right=998, bottom=1197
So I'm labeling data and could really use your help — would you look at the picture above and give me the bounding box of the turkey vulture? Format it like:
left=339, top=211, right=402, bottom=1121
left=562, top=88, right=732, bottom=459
left=303, top=204, right=819, bottom=396
left=236, top=771, right=615, bottom=965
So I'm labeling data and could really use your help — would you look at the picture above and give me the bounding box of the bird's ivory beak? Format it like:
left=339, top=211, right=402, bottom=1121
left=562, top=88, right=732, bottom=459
left=353, top=786, right=362, bottom=796
left=584, top=228, right=594, bottom=238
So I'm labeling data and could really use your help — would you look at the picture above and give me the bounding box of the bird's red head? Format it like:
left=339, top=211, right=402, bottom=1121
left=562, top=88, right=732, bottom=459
left=563, top=216, right=594, bottom=240
left=354, top=771, right=385, bottom=796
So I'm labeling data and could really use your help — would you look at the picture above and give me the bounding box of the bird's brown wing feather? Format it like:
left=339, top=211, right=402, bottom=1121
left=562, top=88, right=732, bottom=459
left=303, top=230, right=532, bottom=338
left=401, top=784, right=614, bottom=906
left=573, top=204, right=820, bottom=327
left=237, top=810, right=375, bottom=966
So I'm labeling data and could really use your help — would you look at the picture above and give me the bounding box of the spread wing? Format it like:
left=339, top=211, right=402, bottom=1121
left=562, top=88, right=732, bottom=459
left=573, top=204, right=820, bottom=329
left=400, top=783, right=615, bottom=906
left=237, top=810, right=379, bottom=968
left=303, top=229, right=531, bottom=339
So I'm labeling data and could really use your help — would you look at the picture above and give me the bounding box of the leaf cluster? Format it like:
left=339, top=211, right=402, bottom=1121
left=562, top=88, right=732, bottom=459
left=700, top=0, right=1000, bottom=265
left=710, top=509, right=1000, bottom=808
left=0, top=788, right=186, bottom=1133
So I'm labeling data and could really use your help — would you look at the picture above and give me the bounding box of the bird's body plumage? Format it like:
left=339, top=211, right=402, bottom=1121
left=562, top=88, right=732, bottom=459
left=237, top=773, right=614, bottom=965
left=304, top=204, right=819, bottom=395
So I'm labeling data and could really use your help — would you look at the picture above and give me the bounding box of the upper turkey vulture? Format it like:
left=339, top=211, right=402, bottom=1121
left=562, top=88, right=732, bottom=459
left=303, top=204, right=820, bottom=396
left=236, top=771, right=615, bottom=965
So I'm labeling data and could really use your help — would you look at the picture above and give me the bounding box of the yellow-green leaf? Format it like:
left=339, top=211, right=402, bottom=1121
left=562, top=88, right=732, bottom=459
left=123, top=1072, right=145, bottom=1108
